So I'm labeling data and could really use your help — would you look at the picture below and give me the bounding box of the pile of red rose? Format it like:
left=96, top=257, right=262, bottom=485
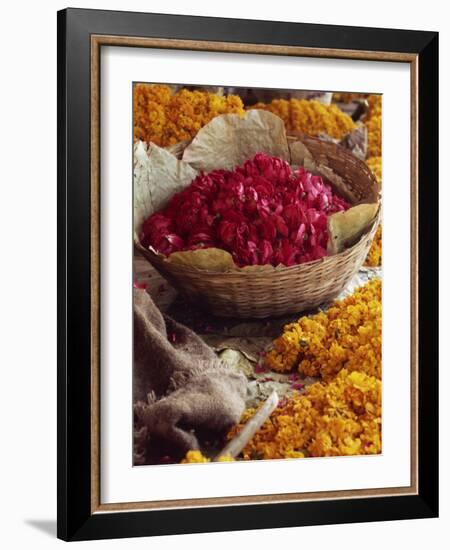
left=140, top=153, right=350, bottom=267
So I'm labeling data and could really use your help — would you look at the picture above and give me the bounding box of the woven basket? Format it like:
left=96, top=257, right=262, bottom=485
left=136, top=135, right=380, bottom=318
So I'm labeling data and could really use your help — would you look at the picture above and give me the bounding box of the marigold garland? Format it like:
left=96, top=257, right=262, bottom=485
left=227, top=368, right=381, bottom=459
left=332, top=92, right=369, bottom=103
left=365, top=225, right=382, bottom=267
left=364, top=155, right=382, bottom=267
left=365, top=95, right=382, bottom=157
left=134, top=84, right=245, bottom=146
left=331, top=93, right=381, bottom=157
left=366, top=155, right=382, bottom=185
left=264, top=279, right=381, bottom=380
left=251, top=98, right=356, bottom=140
left=367, top=94, right=382, bottom=119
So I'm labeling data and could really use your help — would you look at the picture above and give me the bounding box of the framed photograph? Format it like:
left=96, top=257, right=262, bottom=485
left=57, top=8, right=438, bottom=541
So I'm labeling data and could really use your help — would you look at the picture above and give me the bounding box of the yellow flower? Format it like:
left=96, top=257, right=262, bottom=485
left=366, top=156, right=382, bottom=185
left=365, top=225, right=382, bottom=267
left=367, top=95, right=382, bottom=119
left=181, top=451, right=235, bottom=463
left=364, top=155, right=382, bottom=267
left=265, top=279, right=381, bottom=380
left=251, top=98, right=356, bottom=139
left=332, top=92, right=369, bottom=103
left=227, top=369, right=381, bottom=459
left=364, top=95, right=382, bottom=157
left=134, top=84, right=245, bottom=146
left=217, top=454, right=235, bottom=462
left=181, top=450, right=210, bottom=463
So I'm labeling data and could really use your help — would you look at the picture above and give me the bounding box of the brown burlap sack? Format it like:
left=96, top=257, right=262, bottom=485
left=133, top=288, right=247, bottom=463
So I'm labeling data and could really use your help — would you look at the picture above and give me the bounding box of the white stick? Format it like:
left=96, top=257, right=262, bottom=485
left=215, top=390, right=279, bottom=460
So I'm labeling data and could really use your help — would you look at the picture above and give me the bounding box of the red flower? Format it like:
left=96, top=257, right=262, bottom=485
left=217, top=220, right=236, bottom=246
left=260, top=240, right=274, bottom=264
left=187, top=230, right=216, bottom=249
left=141, top=153, right=350, bottom=267
left=274, top=214, right=289, bottom=238
left=259, top=216, right=277, bottom=242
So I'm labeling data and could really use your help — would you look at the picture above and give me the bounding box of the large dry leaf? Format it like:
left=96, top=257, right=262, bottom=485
left=339, top=123, right=368, bottom=160
left=134, top=141, right=153, bottom=238
left=296, top=125, right=368, bottom=161
left=181, top=110, right=290, bottom=172
left=316, top=164, right=358, bottom=204
left=327, top=203, right=379, bottom=254
left=204, top=336, right=273, bottom=363
left=134, top=141, right=198, bottom=237
left=168, top=250, right=292, bottom=273
left=219, top=349, right=255, bottom=378
left=289, top=139, right=317, bottom=171
left=167, top=248, right=236, bottom=272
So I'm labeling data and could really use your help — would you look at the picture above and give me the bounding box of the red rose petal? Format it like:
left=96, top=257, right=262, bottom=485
left=141, top=153, right=350, bottom=268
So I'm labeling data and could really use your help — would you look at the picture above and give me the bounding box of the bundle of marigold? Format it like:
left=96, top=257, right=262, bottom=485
left=134, top=84, right=245, bottom=146
left=365, top=224, right=382, bottom=267
left=366, top=156, right=382, bottom=184
left=265, top=279, right=381, bottom=379
left=365, top=95, right=382, bottom=158
left=364, top=156, right=382, bottom=266
left=251, top=98, right=356, bottom=140
left=367, top=95, right=382, bottom=119
left=141, top=153, right=350, bottom=267
left=227, top=368, right=381, bottom=459
left=332, top=92, right=369, bottom=103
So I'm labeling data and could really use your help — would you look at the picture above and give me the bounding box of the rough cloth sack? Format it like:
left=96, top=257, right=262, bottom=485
left=133, top=288, right=247, bottom=461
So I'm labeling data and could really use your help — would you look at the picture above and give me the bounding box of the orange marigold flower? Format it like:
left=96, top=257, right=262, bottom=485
left=364, top=95, right=382, bottom=157
left=181, top=450, right=210, bottom=463
left=181, top=450, right=235, bottom=463
left=364, top=156, right=382, bottom=267
left=134, top=84, right=245, bottom=146
left=366, top=156, right=382, bottom=185
left=367, top=95, right=382, bottom=119
left=227, top=369, right=381, bottom=459
left=264, top=279, right=382, bottom=380
left=332, top=92, right=369, bottom=103
left=217, top=454, right=235, bottom=462
left=251, top=98, right=356, bottom=139
left=365, top=225, right=382, bottom=267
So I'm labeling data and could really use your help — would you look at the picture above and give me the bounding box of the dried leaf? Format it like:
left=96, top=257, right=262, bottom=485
left=219, top=349, right=254, bottom=378
left=134, top=141, right=198, bottom=236
left=339, top=123, right=368, bottom=160
left=316, top=164, right=358, bottom=204
left=289, top=139, right=317, bottom=171
left=182, top=110, right=290, bottom=172
left=205, top=336, right=272, bottom=363
left=167, top=248, right=235, bottom=272
left=327, top=203, right=379, bottom=254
